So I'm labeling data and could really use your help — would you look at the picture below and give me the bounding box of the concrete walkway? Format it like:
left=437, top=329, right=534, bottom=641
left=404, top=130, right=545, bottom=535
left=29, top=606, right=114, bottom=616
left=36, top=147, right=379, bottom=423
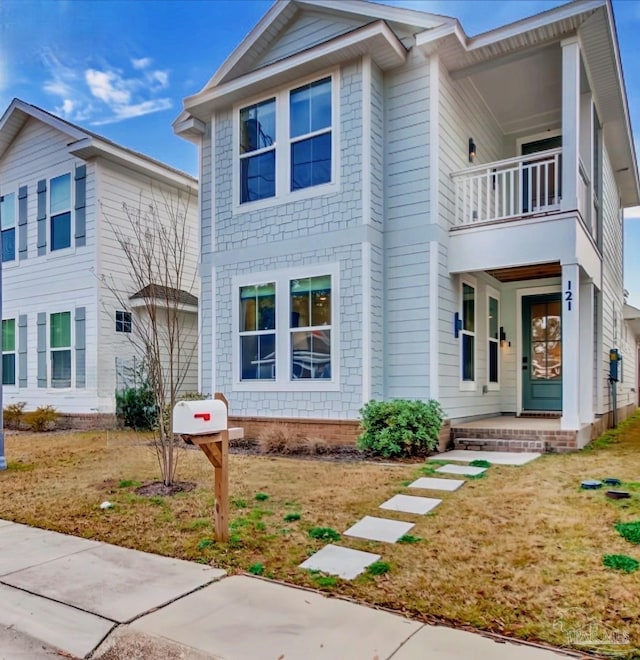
left=0, top=520, right=575, bottom=659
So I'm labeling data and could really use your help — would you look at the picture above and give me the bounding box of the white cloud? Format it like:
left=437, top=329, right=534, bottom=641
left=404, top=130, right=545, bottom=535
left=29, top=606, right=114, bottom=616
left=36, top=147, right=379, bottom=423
left=85, top=69, right=132, bottom=105
left=132, top=57, right=152, bottom=70
left=41, top=49, right=172, bottom=126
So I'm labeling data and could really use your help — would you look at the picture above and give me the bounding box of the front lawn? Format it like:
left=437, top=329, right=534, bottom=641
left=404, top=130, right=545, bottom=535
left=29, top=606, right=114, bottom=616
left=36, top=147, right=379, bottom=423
left=1, top=422, right=639, bottom=657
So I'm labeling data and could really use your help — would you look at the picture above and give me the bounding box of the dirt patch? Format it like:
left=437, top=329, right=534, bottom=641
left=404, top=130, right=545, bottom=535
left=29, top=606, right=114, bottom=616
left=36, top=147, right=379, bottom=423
left=135, top=481, right=197, bottom=497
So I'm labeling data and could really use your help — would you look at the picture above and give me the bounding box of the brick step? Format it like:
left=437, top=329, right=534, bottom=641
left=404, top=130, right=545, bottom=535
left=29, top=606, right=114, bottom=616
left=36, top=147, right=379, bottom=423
left=453, top=437, right=545, bottom=453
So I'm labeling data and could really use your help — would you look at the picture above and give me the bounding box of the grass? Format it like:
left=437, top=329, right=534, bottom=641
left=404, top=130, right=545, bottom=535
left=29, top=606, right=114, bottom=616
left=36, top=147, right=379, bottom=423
left=615, top=520, right=640, bottom=545
left=2, top=424, right=640, bottom=657
left=603, top=554, right=640, bottom=573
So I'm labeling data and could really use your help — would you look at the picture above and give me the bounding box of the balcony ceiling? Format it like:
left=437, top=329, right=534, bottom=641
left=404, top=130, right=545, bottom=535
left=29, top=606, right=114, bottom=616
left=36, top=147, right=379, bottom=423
left=469, top=44, right=562, bottom=136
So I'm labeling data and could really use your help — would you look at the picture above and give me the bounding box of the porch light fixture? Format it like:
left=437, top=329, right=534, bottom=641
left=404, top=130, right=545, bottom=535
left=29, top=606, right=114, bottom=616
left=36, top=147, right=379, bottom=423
left=468, top=137, right=476, bottom=163
left=500, top=326, right=510, bottom=348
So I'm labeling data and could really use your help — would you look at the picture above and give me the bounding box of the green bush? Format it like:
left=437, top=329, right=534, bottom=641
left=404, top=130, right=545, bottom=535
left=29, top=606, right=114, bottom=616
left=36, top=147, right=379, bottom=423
left=23, top=406, right=59, bottom=432
left=3, top=402, right=26, bottom=429
left=357, top=399, right=444, bottom=458
left=116, top=384, right=157, bottom=430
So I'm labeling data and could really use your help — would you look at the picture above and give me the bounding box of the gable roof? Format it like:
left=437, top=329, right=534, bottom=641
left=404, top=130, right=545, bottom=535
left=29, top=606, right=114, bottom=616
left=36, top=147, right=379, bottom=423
left=0, top=99, right=196, bottom=189
left=173, top=0, right=453, bottom=136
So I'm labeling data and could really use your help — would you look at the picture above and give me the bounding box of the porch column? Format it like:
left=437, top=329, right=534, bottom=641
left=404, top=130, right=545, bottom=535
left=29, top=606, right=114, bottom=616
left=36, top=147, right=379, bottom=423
left=562, top=263, right=580, bottom=429
left=579, top=279, right=595, bottom=424
left=561, top=37, right=581, bottom=213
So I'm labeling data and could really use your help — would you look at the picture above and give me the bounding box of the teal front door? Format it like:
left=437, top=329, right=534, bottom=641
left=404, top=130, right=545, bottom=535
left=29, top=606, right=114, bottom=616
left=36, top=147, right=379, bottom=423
left=522, top=294, right=562, bottom=411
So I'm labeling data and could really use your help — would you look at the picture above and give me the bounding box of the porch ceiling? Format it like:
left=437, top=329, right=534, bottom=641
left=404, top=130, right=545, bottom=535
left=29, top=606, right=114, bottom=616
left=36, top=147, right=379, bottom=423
left=487, top=262, right=561, bottom=283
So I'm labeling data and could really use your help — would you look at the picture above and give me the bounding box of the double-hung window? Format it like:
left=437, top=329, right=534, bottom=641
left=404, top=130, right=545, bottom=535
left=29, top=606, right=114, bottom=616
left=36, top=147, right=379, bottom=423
left=290, top=276, right=332, bottom=379
left=236, top=266, right=336, bottom=388
left=239, top=283, right=276, bottom=380
left=2, top=319, right=15, bottom=386
left=50, top=312, right=71, bottom=388
left=487, top=291, right=500, bottom=389
left=0, top=193, right=16, bottom=262
left=237, top=74, right=334, bottom=207
left=289, top=78, right=332, bottom=191
left=50, top=174, right=71, bottom=251
left=460, top=281, right=476, bottom=388
left=240, top=99, right=276, bottom=203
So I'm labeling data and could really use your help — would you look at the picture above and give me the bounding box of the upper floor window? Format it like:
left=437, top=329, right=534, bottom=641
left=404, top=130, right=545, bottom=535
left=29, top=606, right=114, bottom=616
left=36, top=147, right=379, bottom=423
left=290, top=78, right=332, bottom=191
left=50, top=174, right=71, bottom=251
left=237, top=74, right=335, bottom=207
left=115, top=310, right=132, bottom=333
left=2, top=318, right=15, bottom=386
left=0, top=193, right=16, bottom=262
left=240, top=99, right=276, bottom=203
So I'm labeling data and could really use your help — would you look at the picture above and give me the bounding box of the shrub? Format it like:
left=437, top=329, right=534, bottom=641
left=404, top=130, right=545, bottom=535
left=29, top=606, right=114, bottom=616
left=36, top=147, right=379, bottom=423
left=23, top=405, right=59, bottom=432
left=3, top=402, right=26, bottom=429
left=116, top=384, right=157, bottom=430
left=357, top=399, right=444, bottom=458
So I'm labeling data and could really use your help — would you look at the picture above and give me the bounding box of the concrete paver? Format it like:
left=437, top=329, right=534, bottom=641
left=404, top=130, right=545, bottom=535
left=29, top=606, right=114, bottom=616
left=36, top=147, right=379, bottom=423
left=0, top=522, right=98, bottom=577
left=0, top=583, right=114, bottom=658
left=344, top=515, right=414, bottom=543
left=435, top=464, right=487, bottom=476
left=409, top=477, right=465, bottom=491
left=3, top=542, right=225, bottom=622
left=380, top=494, right=441, bottom=515
left=130, top=575, right=422, bottom=660
left=431, top=449, right=541, bottom=466
left=299, top=543, right=380, bottom=579
left=392, top=625, right=569, bottom=659
left=0, top=520, right=14, bottom=528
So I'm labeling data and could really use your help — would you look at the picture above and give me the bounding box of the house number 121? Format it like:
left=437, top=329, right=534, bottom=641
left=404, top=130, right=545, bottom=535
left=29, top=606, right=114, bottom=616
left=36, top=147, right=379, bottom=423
left=565, top=281, right=572, bottom=311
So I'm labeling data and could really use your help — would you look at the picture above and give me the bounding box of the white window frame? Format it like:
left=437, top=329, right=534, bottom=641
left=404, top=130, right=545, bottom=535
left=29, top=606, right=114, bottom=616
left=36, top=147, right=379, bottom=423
left=233, top=263, right=340, bottom=392
left=459, top=276, right=477, bottom=392
left=0, top=192, right=16, bottom=264
left=48, top=171, right=74, bottom=255
left=2, top=317, right=16, bottom=387
left=486, top=286, right=500, bottom=391
left=238, top=281, right=277, bottom=382
left=232, top=69, right=340, bottom=214
left=49, top=311, right=73, bottom=389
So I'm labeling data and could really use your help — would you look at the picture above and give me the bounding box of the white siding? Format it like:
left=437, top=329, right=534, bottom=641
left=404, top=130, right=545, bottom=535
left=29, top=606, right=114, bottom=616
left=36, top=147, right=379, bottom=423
left=0, top=118, right=100, bottom=413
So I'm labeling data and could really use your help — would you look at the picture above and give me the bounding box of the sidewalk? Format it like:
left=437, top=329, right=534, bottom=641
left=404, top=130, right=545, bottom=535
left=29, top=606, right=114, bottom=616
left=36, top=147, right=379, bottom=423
left=0, top=520, right=576, bottom=659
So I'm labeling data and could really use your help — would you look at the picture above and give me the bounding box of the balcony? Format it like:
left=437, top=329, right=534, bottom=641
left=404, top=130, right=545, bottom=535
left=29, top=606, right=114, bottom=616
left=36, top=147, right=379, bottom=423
left=450, top=148, right=594, bottom=236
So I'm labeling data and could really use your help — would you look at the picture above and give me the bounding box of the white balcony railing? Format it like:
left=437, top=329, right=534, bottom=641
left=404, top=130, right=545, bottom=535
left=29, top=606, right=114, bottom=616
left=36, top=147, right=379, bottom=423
left=451, top=148, right=562, bottom=226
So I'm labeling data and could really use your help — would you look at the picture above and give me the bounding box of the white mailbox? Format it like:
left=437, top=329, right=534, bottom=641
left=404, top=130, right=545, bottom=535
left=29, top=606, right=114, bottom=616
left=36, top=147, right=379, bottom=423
left=173, top=400, right=228, bottom=436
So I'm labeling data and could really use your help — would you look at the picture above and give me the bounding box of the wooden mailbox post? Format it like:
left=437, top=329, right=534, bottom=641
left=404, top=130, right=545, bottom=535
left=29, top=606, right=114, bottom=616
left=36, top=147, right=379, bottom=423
left=175, top=393, right=229, bottom=542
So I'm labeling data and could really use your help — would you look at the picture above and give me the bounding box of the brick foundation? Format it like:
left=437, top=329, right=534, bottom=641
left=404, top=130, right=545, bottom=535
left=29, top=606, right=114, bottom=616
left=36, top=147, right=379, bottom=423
left=228, top=416, right=361, bottom=447
left=57, top=413, right=118, bottom=430
left=451, top=426, right=578, bottom=453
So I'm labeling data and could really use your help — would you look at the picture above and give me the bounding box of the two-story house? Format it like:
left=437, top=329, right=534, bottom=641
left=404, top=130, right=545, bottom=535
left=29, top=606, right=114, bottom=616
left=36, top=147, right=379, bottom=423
left=0, top=99, right=199, bottom=422
left=174, top=0, right=639, bottom=451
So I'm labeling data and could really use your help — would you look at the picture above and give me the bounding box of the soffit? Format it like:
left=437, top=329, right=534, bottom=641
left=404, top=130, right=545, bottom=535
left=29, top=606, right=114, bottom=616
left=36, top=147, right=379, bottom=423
left=488, top=263, right=561, bottom=283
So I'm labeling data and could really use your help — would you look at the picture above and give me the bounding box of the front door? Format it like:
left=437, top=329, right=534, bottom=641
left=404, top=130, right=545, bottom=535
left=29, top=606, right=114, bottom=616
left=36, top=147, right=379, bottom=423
left=522, top=294, right=562, bottom=411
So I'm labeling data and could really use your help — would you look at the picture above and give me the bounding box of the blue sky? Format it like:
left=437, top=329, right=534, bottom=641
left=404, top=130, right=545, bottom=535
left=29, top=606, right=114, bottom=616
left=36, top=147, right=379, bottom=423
left=2, top=0, right=640, bottom=304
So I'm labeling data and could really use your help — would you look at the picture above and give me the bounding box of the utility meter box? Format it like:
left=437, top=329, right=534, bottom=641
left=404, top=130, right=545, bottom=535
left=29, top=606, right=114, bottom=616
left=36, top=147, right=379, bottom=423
left=173, top=400, right=228, bottom=436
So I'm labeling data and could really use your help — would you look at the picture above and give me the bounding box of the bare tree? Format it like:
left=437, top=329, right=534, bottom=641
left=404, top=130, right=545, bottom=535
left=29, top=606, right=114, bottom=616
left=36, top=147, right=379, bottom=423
left=101, top=188, right=198, bottom=486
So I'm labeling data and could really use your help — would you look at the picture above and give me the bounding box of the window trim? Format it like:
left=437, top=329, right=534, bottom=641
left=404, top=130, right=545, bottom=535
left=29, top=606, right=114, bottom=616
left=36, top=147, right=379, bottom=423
left=0, top=192, right=16, bottom=263
left=232, top=263, right=340, bottom=392
left=459, top=276, right=477, bottom=392
left=232, top=69, right=340, bottom=215
left=486, top=286, right=500, bottom=391
left=2, top=318, right=16, bottom=387
left=49, top=311, right=73, bottom=389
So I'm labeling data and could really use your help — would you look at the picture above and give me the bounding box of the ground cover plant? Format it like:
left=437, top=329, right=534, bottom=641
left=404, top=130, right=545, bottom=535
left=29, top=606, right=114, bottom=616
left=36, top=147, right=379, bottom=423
left=1, top=419, right=640, bottom=657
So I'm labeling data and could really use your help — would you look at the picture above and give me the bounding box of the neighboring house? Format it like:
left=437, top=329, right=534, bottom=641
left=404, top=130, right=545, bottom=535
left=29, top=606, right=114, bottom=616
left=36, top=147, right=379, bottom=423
left=0, top=99, right=199, bottom=420
left=174, top=0, right=639, bottom=451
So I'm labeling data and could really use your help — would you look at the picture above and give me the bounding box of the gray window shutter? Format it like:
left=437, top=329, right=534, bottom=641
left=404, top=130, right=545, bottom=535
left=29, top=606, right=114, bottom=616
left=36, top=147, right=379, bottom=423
left=75, top=307, right=86, bottom=388
left=18, top=186, right=28, bottom=260
left=37, top=312, right=47, bottom=387
left=74, top=165, right=86, bottom=247
left=18, top=314, right=27, bottom=387
left=37, top=179, right=47, bottom=256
